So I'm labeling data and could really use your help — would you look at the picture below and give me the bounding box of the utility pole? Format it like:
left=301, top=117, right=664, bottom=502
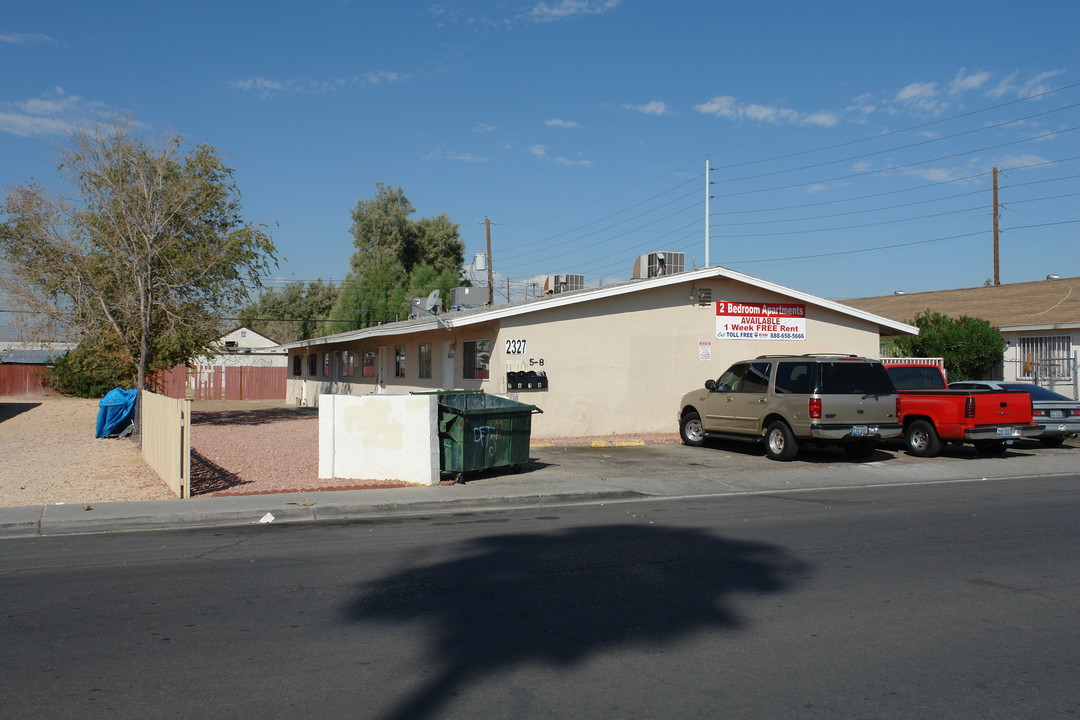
left=705, top=161, right=712, bottom=268
left=992, top=167, right=1000, bottom=286
left=485, top=216, right=494, bottom=305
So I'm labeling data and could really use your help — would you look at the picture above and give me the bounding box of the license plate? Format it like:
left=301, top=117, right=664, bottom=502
left=1050, top=410, right=1064, bottom=418
left=852, top=426, right=870, bottom=436
left=996, top=426, right=1019, bottom=437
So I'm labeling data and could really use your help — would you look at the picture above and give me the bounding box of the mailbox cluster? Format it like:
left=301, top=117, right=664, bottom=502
left=507, top=371, right=548, bottom=390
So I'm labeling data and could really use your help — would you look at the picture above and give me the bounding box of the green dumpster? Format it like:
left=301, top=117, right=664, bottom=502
left=435, top=392, right=542, bottom=481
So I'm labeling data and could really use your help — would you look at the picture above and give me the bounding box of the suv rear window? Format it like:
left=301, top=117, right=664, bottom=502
left=817, top=362, right=895, bottom=395
left=775, top=362, right=812, bottom=394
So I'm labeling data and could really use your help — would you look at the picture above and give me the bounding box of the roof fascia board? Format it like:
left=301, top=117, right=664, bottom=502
left=280, top=266, right=916, bottom=350
left=999, top=322, right=1080, bottom=333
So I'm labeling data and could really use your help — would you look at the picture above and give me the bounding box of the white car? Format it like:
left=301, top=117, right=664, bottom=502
left=947, top=381, right=1080, bottom=447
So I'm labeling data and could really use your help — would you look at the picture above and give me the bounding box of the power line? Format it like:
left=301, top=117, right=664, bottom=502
left=707, top=81, right=1080, bottom=171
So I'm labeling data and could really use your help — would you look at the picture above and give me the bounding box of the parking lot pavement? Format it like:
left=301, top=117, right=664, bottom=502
left=491, top=435, right=1080, bottom=497
left=1, top=436, right=1075, bottom=539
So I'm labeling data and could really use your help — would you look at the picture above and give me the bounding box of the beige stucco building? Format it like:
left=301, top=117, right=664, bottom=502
left=283, top=266, right=916, bottom=438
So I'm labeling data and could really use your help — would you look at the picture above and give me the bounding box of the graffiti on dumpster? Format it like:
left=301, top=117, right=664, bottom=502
left=474, top=425, right=500, bottom=456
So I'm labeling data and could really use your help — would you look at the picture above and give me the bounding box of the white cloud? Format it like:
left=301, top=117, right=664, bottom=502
left=0, top=111, right=74, bottom=137
left=986, top=69, right=1062, bottom=100
left=987, top=71, right=1019, bottom=100
left=693, top=96, right=838, bottom=127
left=552, top=155, right=592, bottom=166
left=424, top=147, right=488, bottom=162
left=0, top=32, right=54, bottom=44
left=893, top=81, right=946, bottom=115
left=623, top=101, right=673, bottom=116
left=904, top=167, right=964, bottom=183
left=229, top=71, right=408, bottom=99
left=949, top=69, right=991, bottom=95
left=998, top=154, right=1049, bottom=169
left=0, top=87, right=111, bottom=138
left=546, top=118, right=583, bottom=129
left=529, top=144, right=591, bottom=166
left=1020, top=69, right=1065, bottom=98
left=528, top=0, right=623, bottom=22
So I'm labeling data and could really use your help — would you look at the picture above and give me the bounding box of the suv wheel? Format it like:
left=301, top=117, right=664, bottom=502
left=679, top=411, right=705, bottom=447
left=764, top=420, right=798, bottom=461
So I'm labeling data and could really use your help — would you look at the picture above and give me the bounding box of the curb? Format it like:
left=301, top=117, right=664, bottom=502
left=0, top=488, right=649, bottom=539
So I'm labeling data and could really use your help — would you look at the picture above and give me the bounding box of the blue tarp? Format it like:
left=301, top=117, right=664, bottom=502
left=95, top=388, right=138, bottom=438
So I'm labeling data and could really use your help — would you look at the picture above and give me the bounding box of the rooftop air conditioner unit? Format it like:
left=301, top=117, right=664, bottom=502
left=451, top=286, right=485, bottom=308
left=632, top=251, right=685, bottom=279
left=543, top=274, right=585, bottom=294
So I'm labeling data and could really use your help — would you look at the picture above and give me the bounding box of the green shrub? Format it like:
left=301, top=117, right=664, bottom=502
left=888, top=311, right=1004, bottom=381
left=48, top=337, right=136, bottom=398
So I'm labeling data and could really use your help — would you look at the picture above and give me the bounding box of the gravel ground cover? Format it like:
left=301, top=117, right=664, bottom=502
left=1, top=394, right=679, bottom=507
left=0, top=395, right=173, bottom=508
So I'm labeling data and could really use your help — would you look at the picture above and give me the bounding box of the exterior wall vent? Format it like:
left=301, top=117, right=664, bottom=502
left=633, top=251, right=685, bottom=279
left=543, top=274, right=585, bottom=294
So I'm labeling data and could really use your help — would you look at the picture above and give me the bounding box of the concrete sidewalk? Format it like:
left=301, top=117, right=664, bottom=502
left=2, top=439, right=1077, bottom=539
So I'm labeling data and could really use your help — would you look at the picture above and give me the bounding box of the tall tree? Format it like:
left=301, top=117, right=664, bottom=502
left=0, top=121, right=276, bottom=389
left=239, top=279, right=339, bottom=343
left=328, top=183, right=464, bottom=330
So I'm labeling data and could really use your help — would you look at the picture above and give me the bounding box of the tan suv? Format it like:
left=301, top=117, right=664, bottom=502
left=678, top=354, right=902, bottom=461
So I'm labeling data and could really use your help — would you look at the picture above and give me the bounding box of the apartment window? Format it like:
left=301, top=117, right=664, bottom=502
left=342, top=350, right=356, bottom=378
left=307, top=353, right=318, bottom=376
left=1018, top=335, right=1072, bottom=379
left=418, top=343, right=432, bottom=379
left=322, top=352, right=331, bottom=377
left=463, top=339, right=491, bottom=380
left=394, top=346, right=406, bottom=378
left=292, top=355, right=302, bottom=377
left=362, top=349, right=376, bottom=378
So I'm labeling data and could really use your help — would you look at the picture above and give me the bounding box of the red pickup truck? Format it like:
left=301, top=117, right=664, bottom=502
left=884, top=364, right=1043, bottom=457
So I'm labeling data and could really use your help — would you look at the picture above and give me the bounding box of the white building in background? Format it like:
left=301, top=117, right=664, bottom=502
left=201, top=327, right=288, bottom=368
left=845, top=275, right=1080, bottom=399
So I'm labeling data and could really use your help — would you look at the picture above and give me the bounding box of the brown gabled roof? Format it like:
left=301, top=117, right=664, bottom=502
left=841, top=276, right=1080, bottom=330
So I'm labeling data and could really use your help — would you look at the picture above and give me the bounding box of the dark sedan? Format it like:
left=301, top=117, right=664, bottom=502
left=948, top=381, right=1080, bottom=447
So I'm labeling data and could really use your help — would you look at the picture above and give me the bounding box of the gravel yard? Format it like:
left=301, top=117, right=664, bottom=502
left=1, top=395, right=173, bottom=508
left=1, top=394, right=678, bottom=508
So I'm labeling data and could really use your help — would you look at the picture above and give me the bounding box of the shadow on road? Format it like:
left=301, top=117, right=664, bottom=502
left=344, top=523, right=809, bottom=720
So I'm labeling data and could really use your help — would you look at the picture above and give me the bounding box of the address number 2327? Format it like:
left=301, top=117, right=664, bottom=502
left=504, top=339, right=527, bottom=355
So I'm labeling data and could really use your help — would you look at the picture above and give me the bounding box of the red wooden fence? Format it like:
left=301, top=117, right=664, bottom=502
left=193, top=365, right=286, bottom=401
left=2, top=363, right=286, bottom=401
left=0, top=365, right=49, bottom=395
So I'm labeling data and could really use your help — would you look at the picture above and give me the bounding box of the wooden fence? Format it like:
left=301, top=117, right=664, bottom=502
left=140, top=390, right=191, bottom=498
left=192, top=365, right=287, bottom=401
left=0, top=365, right=49, bottom=395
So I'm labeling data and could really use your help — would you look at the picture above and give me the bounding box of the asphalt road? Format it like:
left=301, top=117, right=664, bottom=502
left=2, top=475, right=1078, bottom=720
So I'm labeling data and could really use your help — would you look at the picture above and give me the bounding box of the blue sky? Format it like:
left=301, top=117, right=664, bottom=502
left=2, top=0, right=1079, bottom=305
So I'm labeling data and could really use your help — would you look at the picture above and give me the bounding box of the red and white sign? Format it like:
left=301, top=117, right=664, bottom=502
left=716, top=301, right=806, bottom=341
